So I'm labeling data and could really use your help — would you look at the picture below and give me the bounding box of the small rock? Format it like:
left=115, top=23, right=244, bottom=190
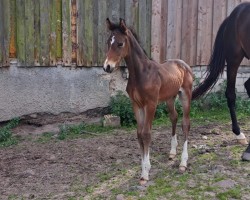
left=29, top=114, right=37, bottom=118
left=116, top=194, right=124, bottom=200
left=210, top=128, right=220, bottom=135
left=202, top=136, right=208, bottom=140
left=20, top=169, right=35, bottom=178
left=48, top=155, right=56, bottom=161
left=192, top=144, right=198, bottom=149
left=213, top=179, right=236, bottom=189
left=204, top=191, right=216, bottom=197
left=103, top=115, right=121, bottom=127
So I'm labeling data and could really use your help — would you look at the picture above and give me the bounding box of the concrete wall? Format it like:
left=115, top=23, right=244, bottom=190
left=0, top=65, right=127, bottom=122
left=0, top=64, right=249, bottom=122
left=193, top=66, right=250, bottom=96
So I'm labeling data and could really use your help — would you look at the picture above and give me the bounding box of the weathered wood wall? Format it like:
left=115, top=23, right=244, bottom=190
left=0, top=0, right=250, bottom=67
left=151, top=0, right=250, bottom=66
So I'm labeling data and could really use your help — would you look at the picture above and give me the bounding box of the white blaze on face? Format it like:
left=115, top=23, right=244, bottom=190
left=111, top=35, right=115, bottom=45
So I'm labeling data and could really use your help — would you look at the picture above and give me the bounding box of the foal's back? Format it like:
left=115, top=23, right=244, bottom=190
left=157, top=59, right=193, bottom=101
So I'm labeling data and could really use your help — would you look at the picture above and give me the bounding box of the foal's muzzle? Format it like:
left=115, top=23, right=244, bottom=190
left=103, top=64, right=112, bottom=73
left=103, top=59, right=116, bottom=73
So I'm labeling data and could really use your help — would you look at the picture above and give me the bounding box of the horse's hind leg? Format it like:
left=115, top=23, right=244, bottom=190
left=244, top=77, right=250, bottom=97
left=178, top=88, right=191, bottom=172
left=242, top=78, right=250, bottom=161
left=166, top=97, right=178, bottom=160
left=226, top=61, right=248, bottom=144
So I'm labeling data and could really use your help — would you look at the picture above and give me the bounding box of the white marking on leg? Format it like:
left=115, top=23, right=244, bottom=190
left=236, top=132, right=246, bottom=140
left=170, top=134, right=178, bottom=156
left=141, top=152, right=151, bottom=180
left=111, top=35, right=115, bottom=45
left=180, top=140, right=188, bottom=168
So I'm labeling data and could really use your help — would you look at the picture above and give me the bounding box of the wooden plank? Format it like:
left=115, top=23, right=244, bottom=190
left=181, top=0, right=198, bottom=66
left=56, top=0, right=62, bottom=63
left=92, top=0, right=98, bottom=66
left=138, top=0, right=147, bottom=53
left=212, top=0, right=227, bottom=44
left=227, top=0, right=241, bottom=16
left=97, top=0, right=108, bottom=66
left=16, top=0, right=26, bottom=66
left=40, top=0, right=50, bottom=66
left=76, top=0, right=84, bottom=66
left=151, top=0, right=162, bottom=62
left=196, top=0, right=213, bottom=65
left=125, top=0, right=139, bottom=32
left=145, top=0, right=152, bottom=58
left=71, top=0, right=77, bottom=64
left=110, top=0, right=121, bottom=23
left=166, top=0, right=182, bottom=60
left=159, top=0, right=167, bottom=62
left=9, top=0, right=16, bottom=59
left=83, top=0, right=94, bottom=66
left=119, top=0, right=125, bottom=19
left=49, top=0, right=57, bottom=66
left=2, top=0, right=10, bottom=66
left=25, top=0, right=35, bottom=66
left=62, top=0, right=71, bottom=66
left=34, top=0, right=40, bottom=65
left=0, top=1, right=4, bottom=67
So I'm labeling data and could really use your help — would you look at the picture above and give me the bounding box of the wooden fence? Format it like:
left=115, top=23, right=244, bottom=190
left=0, top=0, right=250, bottom=67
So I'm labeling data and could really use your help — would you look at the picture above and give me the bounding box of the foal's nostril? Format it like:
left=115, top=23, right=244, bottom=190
left=106, top=64, right=111, bottom=72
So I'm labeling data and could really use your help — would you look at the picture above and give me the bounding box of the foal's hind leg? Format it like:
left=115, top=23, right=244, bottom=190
left=166, top=97, right=178, bottom=160
left=178, top=88, right=191, bottom=172
left=226, top=61, right=248, bottom=144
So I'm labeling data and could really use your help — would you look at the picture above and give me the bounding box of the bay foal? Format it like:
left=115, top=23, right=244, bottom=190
left=103, top=18, right=193, bottom=184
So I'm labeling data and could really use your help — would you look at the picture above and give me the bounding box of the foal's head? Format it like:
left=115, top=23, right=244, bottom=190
left=103, top=18, right=129, bottom=73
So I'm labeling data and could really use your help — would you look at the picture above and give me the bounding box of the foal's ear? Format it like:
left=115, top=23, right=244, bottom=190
left=106, top=18, right=114, bottom=30
left=119, top=18, right=127, bottom=33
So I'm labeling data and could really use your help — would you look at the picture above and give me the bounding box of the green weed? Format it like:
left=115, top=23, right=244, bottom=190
left=36, top=132, right=54, bottom=143
left=0, top=118, right=20, bottom=147
left=216, top=187, right=242, bottom=200
left=57, top=123, right=114, bottom=140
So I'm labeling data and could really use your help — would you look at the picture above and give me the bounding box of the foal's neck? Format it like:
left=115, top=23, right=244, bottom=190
left=124, top=31, right=149, bottom=78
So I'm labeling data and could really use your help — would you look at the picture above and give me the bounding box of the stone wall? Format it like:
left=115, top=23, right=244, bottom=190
left=192, top=66, right=250, bottom=96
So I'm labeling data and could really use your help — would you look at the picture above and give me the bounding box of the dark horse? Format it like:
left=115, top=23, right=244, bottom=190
left=192, top=2, right=250, bottom=161
left=103, top=18, right=193, bottom=184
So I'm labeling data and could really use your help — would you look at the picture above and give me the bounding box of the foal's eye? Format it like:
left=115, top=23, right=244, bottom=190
left=118, top=42, right=124, bottom=47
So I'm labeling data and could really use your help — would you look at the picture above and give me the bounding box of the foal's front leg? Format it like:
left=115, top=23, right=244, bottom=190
left=133, top=103, right=156, bottom=185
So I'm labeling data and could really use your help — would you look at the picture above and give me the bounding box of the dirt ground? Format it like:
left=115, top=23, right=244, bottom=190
left=0, top=114, right=250, bottom=200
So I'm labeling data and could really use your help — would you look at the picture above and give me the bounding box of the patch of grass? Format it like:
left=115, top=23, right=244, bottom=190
left=216, top=187, right=242, bottom=200
left=36, top=132, right=54, bottom=143
left=57, top=123, right=115, bottom=140
left=0, top=118, right=20, bottom=147
left=109, top=81, right=250, bottom=127
left=97, top=172, right=113, bottom=182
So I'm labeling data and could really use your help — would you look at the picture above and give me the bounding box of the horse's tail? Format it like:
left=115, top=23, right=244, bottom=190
left=192, top=17, right=229, bottom=100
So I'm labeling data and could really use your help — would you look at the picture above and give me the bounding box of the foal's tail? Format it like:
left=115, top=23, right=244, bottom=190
left=192, top=17, right=229, bottom=100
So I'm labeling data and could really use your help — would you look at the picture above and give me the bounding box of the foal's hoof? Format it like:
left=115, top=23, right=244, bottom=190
left=179, top=166, right=187, bottom=173
left=139, top=178, right=148, bottom=185
left=242, top=152, right=250, bottom=161
left=237, top=138, right=249, bottom=145
left=169, top=154, right=176, bottom=160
